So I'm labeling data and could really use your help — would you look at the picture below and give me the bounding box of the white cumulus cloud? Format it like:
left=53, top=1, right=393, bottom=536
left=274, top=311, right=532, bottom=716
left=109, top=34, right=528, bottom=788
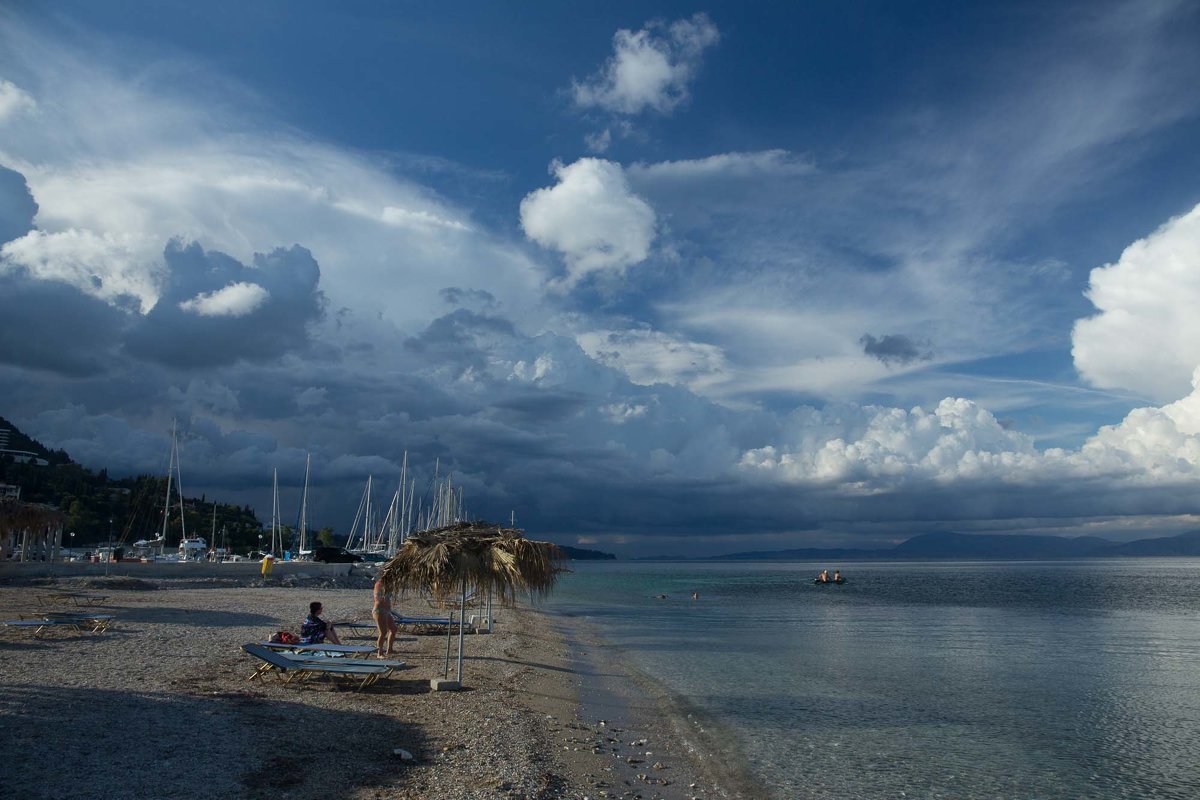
left=1, top=228, right=160, bottom=311
left=1072, top=202, right=1200, bottom=403
left=572, top=13, right=719, bottom=116
left=178, top=281, right=269, bottom=317
left=519, top=158, right=656, bottom=288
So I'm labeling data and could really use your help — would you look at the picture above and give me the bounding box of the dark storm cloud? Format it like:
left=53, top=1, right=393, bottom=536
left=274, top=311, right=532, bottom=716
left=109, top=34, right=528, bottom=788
left=439, top=287, right=496, bottom=309
left=490, top=391, right=589, bottom=423
left=0, top=270, right=128, bottom=376
left=860, top=333, right=932, bottom=366
left=403, top=308, right=518, bottom=379
left=124, top=241, right=325, bottom=367
left=406, top=309, right=516, bottom=353
left=0, top=164, right=37, bottom=245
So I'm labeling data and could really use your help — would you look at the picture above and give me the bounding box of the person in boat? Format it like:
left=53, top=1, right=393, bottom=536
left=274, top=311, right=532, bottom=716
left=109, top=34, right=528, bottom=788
left=372, top=577, right=397, bottom=658
left=833, top=570, right=842, bottom=583
left=817, top=569, right=830, bottom=583
left=300, top=600, right=342, bottom=645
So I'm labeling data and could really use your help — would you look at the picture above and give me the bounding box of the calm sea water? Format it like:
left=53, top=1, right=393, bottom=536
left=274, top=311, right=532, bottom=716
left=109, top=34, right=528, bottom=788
left=545, top=560, right=1200, bottom=799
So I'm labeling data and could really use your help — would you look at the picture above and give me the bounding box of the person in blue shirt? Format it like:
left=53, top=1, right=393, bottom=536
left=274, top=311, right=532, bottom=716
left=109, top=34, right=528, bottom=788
left=300, top=600, right=342, bottom=644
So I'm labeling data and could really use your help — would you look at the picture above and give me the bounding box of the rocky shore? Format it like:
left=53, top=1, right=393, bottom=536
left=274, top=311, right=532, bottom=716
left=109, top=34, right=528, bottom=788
left=0, top=575, right=747, bottom=800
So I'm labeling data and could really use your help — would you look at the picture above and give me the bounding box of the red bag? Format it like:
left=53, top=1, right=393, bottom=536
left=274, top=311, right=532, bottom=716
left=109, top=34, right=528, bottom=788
left=280, top=631, right=301, bottom=645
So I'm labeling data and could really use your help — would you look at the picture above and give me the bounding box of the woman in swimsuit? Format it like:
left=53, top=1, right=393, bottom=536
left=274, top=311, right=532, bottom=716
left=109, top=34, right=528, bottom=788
left=372, top=578, right=397, bottom=658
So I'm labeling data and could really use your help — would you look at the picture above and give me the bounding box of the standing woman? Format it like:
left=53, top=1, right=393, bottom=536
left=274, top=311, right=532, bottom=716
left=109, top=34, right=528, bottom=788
left=372, top=576, right=397, bottom=658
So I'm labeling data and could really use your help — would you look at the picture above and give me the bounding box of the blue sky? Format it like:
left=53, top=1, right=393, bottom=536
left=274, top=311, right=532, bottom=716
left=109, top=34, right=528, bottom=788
left=2, top=1, right=1199, bottom=555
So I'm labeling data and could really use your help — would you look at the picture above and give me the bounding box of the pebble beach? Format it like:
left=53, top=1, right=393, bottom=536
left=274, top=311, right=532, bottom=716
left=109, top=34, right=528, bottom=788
left=0, top=573, right=745, bottom=800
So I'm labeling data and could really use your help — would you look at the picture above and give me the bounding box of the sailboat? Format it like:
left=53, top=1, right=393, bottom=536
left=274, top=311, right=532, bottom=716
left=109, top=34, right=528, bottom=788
left=152, top=421, right=206, bottom=561
left=296, top=453, right=311, bottom=557
left=269, top=467, right=282, bottom=557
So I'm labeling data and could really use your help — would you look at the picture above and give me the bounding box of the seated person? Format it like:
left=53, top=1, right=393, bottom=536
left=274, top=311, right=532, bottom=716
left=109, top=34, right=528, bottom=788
left=300, top=601, right=342, bottom=645
left=833, top=570, right=842, bottom=583
left=817, top=569, right=829, bottom=583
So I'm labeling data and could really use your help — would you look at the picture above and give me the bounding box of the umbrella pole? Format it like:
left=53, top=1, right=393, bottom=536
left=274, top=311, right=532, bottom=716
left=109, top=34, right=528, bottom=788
left=444, top=598, right=453, bottom=677
left=457, top=577, right=466, bottom=684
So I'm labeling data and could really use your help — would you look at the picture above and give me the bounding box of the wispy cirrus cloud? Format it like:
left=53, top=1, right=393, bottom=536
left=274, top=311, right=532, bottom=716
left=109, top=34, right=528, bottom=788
left=0, top=78, right=36, bottom=122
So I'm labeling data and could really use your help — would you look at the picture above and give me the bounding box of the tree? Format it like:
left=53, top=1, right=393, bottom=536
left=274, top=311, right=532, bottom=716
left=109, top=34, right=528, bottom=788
left=317, top=527, right=335, bottom=546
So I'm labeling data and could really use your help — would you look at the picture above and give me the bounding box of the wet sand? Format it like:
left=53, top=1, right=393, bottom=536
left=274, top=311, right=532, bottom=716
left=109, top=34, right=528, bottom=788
left=0, top=575, right=750, bottom=799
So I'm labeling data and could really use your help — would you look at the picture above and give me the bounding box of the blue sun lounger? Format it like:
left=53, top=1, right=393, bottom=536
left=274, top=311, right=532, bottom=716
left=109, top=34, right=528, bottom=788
left=260, top=641, right=377, bottom=656
left=242, top=643, right=395, bottom=689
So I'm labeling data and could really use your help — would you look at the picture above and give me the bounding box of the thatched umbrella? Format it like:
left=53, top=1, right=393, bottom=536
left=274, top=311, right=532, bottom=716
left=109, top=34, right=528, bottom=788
left=378, top=522, right=564, bottom=684
left=0, top=498, right=66, bottom=561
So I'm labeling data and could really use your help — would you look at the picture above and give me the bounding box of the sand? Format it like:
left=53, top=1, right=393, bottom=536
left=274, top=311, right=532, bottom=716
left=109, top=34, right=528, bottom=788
left=0, top=574, right=751, bottom=800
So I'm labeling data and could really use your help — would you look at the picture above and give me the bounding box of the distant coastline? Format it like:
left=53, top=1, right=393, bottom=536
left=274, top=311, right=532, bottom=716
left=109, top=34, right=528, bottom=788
left=631, top=529, right=1200, bottom=562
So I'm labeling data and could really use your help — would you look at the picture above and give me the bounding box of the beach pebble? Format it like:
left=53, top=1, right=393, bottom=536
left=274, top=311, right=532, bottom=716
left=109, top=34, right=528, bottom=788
left=392, top=748, right=414, bottom=760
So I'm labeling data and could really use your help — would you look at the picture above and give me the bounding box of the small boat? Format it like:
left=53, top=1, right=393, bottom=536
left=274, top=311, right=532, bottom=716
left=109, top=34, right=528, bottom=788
left=813, top=578, right=846, bottom=585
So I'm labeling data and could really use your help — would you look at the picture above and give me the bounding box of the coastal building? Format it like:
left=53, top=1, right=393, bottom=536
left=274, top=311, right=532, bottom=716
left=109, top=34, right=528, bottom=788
left=0, top=428, right=50, bottom=466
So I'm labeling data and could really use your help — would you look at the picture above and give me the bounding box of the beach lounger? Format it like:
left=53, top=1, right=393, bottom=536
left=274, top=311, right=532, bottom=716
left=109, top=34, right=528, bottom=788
left=392, top=614, right=457, bottom=627
left=260, top=642, right=377, bottom=656
left=331, top=620, right=377, bottom=639
left=275, top=651, right=407, bottom=669
left=3, top=615, right=115, bottom=636
left=19, top=612, right=116, bottom=633
left=242, top=643, right=394, bottom=690
left=39, top=591, right=109, bottom=607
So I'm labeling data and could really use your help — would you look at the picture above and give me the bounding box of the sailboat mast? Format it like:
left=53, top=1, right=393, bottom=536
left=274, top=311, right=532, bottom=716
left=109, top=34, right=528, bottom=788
left=160, top=422, right=175, bottom=556
left=271, top=468, right=280, bottom=556
left=174, top=423, right=187, bottom=547
left=299, top=453, right=310, bottom=554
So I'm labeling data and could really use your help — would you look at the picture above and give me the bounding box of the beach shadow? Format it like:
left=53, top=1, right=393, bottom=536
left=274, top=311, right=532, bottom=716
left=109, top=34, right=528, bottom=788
left=0, top=683, right=427, bottom=800
left=0, top=638, right=55, bottom=651
left=466, top=654, right=591, bottom=675
left=115, top=607, right=279, bottom=627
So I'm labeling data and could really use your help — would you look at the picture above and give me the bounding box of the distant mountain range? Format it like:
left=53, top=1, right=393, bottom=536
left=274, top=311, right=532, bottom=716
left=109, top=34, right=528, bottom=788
left=712, top=530, right=1200, bottom=561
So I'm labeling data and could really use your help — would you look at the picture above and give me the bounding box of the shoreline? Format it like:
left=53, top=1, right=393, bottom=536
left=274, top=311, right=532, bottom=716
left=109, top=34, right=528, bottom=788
left=0, top=574, right=752, bottom=799
left=548, top=609, right=770, bottom=800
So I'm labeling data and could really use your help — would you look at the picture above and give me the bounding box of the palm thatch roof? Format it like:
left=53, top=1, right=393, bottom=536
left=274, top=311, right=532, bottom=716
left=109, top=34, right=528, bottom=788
left=378, top=521, right=565, bottom=604
left=0, top=497, right=66, bottom=532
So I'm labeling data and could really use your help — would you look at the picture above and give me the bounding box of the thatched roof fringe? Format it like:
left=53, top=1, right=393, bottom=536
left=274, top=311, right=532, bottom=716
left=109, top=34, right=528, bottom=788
left=0, top=497, right=67, bottom=532
left=377, top=521, right=565, bottom=605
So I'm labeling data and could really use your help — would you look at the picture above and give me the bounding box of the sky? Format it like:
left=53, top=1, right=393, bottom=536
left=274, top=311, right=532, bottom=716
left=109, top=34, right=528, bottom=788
left=2, top=1, right=1200, bottom=556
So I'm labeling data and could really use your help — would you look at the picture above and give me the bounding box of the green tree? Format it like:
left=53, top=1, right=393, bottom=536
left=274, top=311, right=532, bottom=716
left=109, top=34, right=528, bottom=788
left=317, top=527, right=335, bottom=546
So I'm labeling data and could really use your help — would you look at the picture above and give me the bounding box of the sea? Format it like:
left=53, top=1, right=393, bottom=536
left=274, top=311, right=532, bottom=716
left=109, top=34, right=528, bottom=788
left=544, top=559, right=1200, bottom=799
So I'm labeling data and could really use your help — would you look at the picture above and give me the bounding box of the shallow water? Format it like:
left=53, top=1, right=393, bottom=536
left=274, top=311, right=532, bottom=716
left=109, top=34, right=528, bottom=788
left=546, top=559, right=1200, bottom=799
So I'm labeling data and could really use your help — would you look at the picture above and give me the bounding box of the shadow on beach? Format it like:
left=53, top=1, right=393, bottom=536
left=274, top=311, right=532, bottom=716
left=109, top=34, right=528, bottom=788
left=113, top=606, right=281, bottom=627
left=0, top=683, right=426, bottom=800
